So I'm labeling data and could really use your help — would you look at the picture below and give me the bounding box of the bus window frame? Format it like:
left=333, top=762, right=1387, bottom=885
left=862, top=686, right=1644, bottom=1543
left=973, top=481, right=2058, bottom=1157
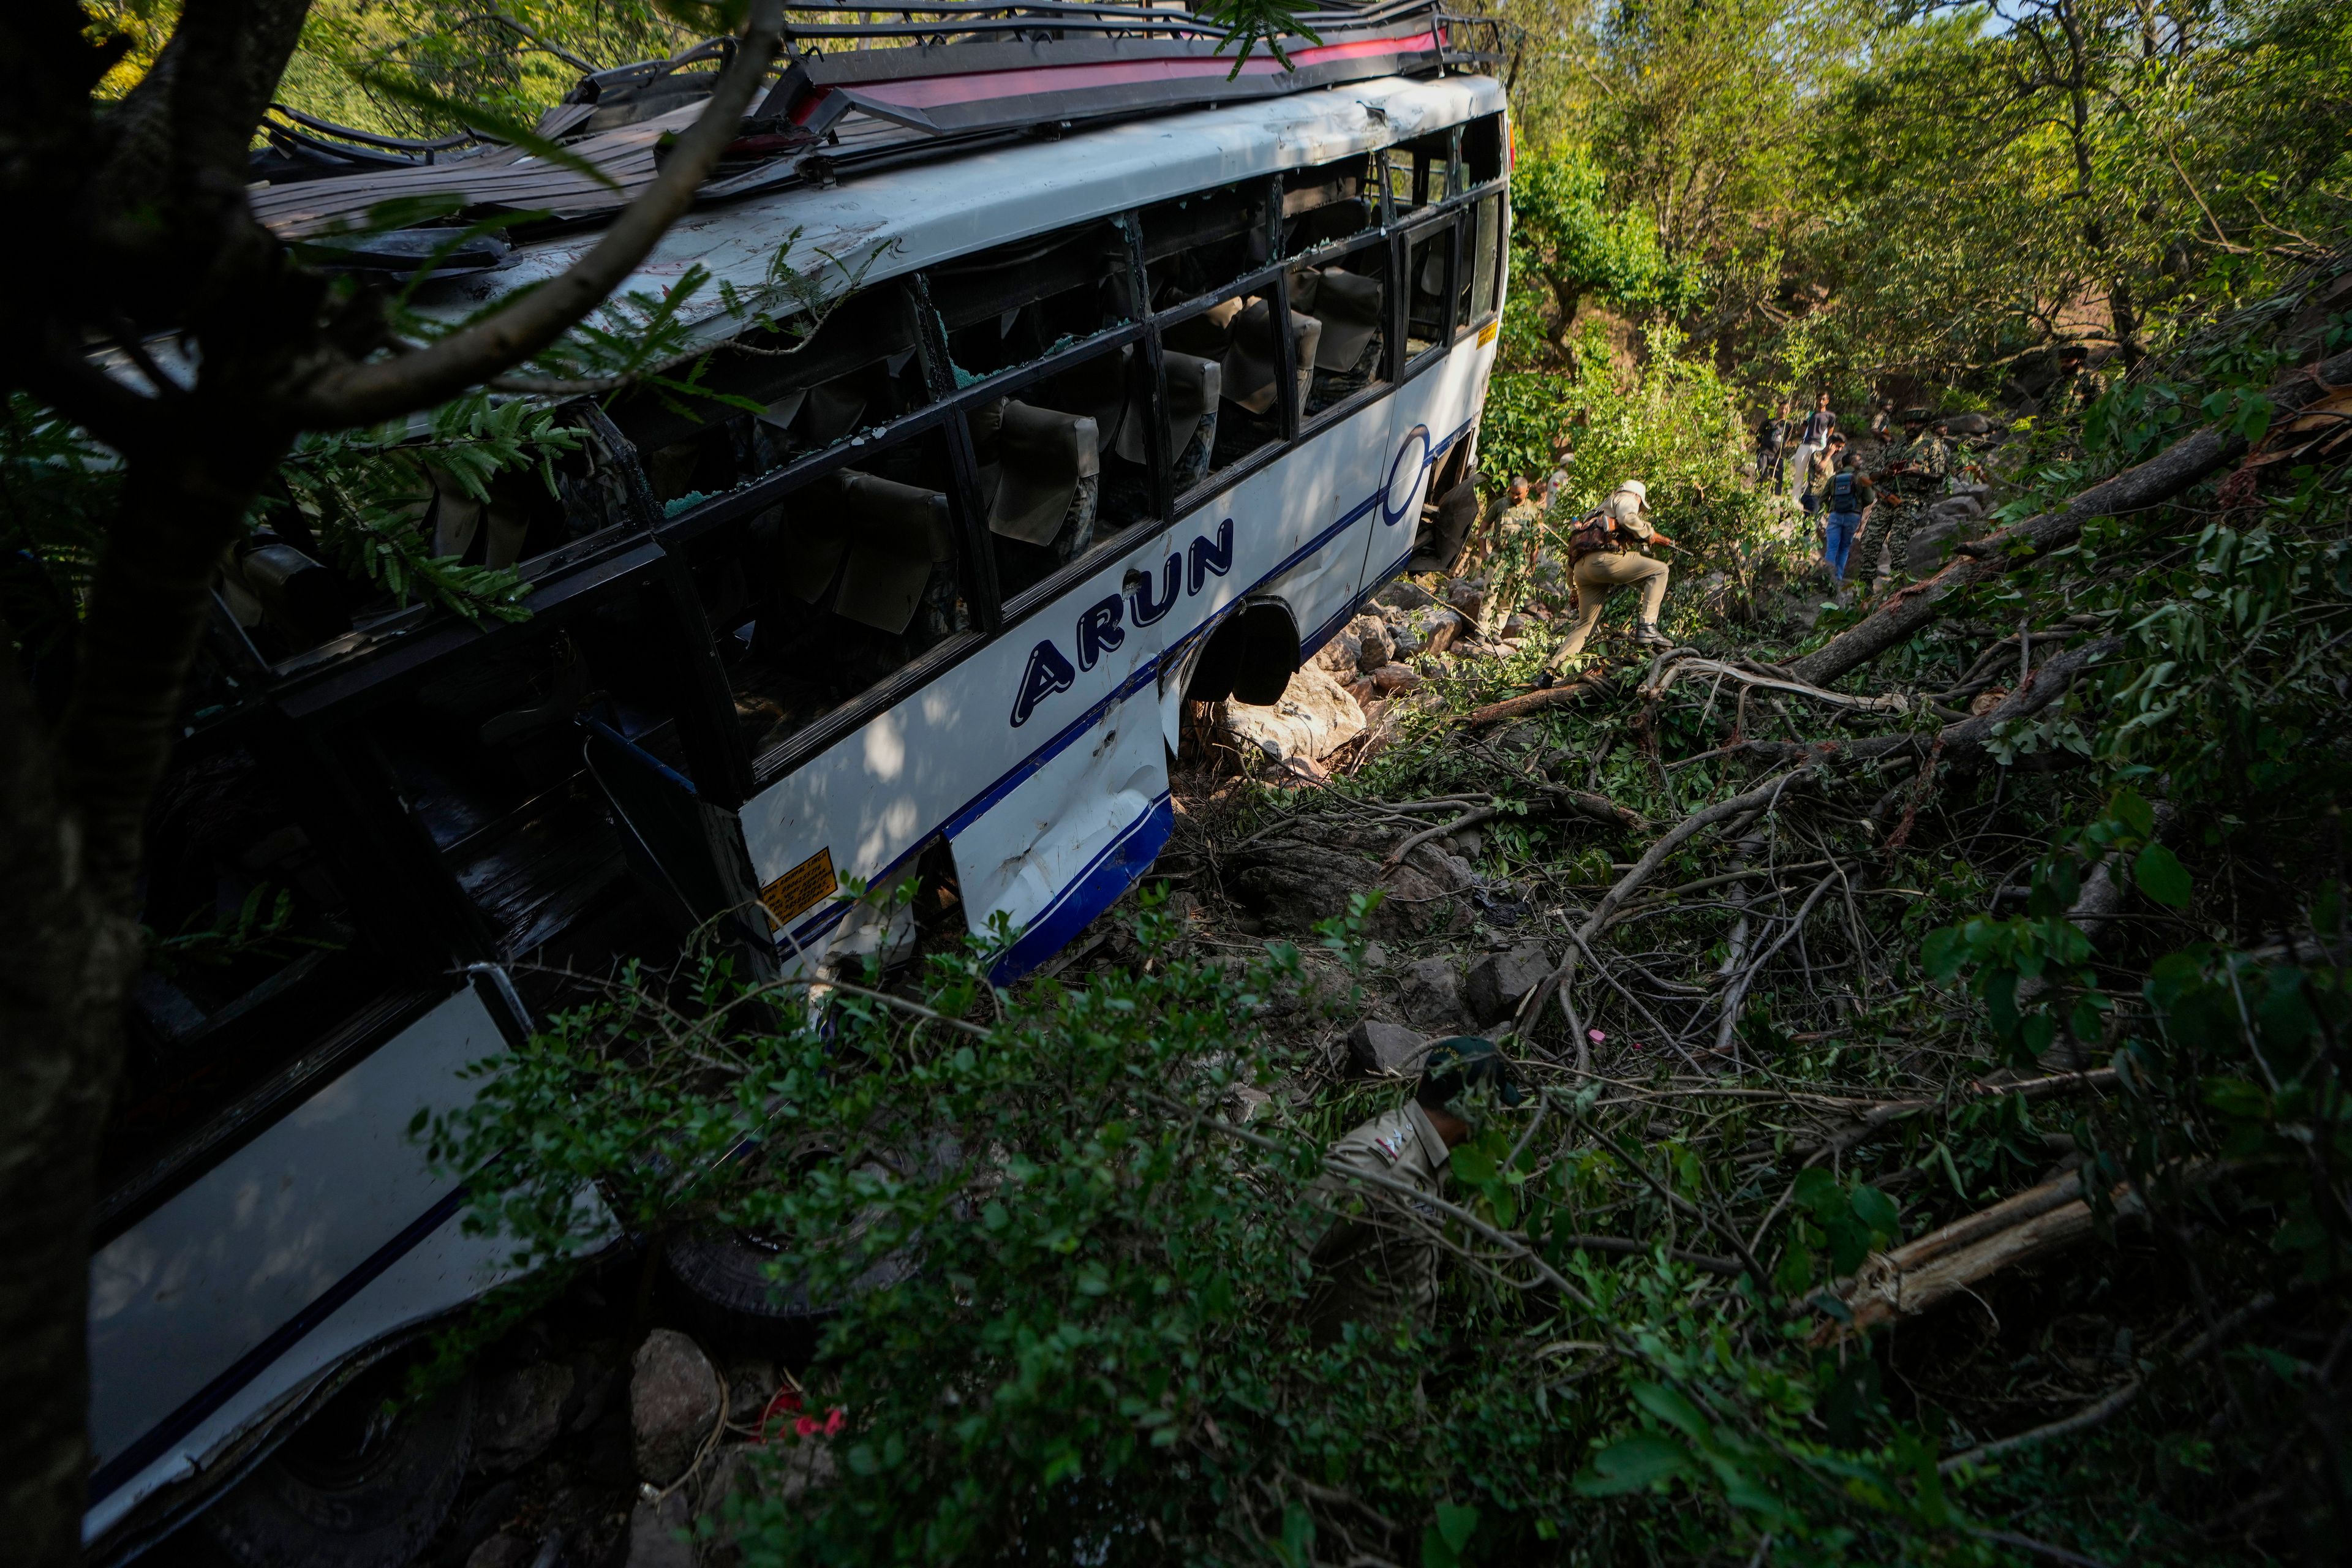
left=669, top=146, right=1514, bottom=791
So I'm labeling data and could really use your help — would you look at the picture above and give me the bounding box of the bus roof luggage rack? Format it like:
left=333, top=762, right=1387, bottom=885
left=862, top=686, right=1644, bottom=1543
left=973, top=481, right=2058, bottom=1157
left=250, top=1, right=1506, bottom=245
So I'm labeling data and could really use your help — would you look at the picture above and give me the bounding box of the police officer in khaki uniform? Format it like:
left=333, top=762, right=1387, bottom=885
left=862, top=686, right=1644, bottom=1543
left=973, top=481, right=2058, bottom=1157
left=1303, top=1038, right=1523, bottom=1344
left=1551, top=478, right=1676, bottom=663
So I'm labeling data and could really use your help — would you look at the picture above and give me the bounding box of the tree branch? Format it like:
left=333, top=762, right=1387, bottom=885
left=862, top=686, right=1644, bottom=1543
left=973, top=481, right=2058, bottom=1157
left=286, top=0, right=785, bottom=426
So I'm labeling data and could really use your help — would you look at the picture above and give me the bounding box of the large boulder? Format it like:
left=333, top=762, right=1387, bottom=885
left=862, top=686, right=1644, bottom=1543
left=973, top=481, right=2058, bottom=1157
left=1907, top=519, right=1959, bottom=576
left=1220, top=666, right=1366, bottom=766
left=1943, top=412, right=1996, bottom=435
left=1464, top=944, right=1553, bottom=1024
left=1226, top=831, right=1471, bottom=939
left=625, top=1492, right=693, bottom=1568
left=473, top=1361, right=575, bottom=1476
left=1397, top=957, right=1471, bottom=1033
left=1347, top=1019, right=1430, bottom=1076
left=631, top=1330, right=722, bottom=1487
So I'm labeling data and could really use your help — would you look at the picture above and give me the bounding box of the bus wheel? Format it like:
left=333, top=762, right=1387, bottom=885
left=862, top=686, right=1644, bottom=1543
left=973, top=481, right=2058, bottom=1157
left=662, top=1224, right=919, bottom=1361
left=1185, top=601, right=1298, bottom=705
left=205, top=1359, right=473, bottom=1568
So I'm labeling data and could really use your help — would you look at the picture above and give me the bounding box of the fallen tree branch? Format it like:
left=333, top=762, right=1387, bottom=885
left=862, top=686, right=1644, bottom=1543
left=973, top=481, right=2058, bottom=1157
left=1384, top=804, right=1502, bottom=872
left=1800, top=1068, right=2121, bottom=1163
left=1510, top=770, right=1813, bottom=1065
left=1465, top=666, right=1616, bottom=729
left=1643, top=655, right=1912, bottom=716
left=1937, top=1290, right=2279, bottom=1474
left=1790, top=347, right=2352, bottom=688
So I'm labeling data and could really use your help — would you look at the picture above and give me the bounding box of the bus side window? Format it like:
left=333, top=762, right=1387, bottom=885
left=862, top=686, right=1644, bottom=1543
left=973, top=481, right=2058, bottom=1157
left=1281, top=154, right=1371, bottom=257
left=1139, top=181, right=1272, bottom=305
left=706, top=424, right=974, bottom=759
left=965, top=339, right=1159, bottom=601
left=623, top=287, right=928, bottom=514
left=1405, top=221, right=1453, bottom=360
left=1468, top=193, right=1504, bottom=325
left=1293, top=240, right=1390, bottom=418
left=1458, top=192, right=1503, bottom=334
left=1462, top=113, right=1505, bottom=184
left=1158, top=279, right=1303, bottom=494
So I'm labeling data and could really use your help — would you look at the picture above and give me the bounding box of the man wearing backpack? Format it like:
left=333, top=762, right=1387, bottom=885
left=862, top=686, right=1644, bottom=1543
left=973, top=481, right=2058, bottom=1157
left=1548, top=477, right=1676, bottom=665
left=1820, top=451, right=1875, bottom=592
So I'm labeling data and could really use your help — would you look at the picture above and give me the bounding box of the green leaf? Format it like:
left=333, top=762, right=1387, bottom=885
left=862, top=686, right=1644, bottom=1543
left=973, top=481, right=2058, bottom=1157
left=2108, top=786, right=2155, bottom=839
left=2133, top=845, right=2193, bottom=908
left=1450, top=1144, right=1499, bottom=1185
left=1849, top=1185, right=1899, bottom=1238
left=1435, top=1501, right=1479, bottom=1553
left=1574, top=1434, right=1694, bottom=1495
left=1630, top=1381, right=1711, bottom=1441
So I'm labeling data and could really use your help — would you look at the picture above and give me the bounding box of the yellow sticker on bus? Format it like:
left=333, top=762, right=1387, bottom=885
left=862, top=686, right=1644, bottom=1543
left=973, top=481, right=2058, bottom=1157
left=760, top=848, right=837, bottom=928
left=1477, top=320, right=1499, bottom=347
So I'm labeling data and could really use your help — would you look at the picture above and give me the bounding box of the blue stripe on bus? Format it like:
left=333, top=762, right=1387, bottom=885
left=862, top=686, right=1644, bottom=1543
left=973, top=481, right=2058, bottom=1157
left=86, top=1183, right=473, bottom=1507
left=987, top=793, right=1177, bottom=983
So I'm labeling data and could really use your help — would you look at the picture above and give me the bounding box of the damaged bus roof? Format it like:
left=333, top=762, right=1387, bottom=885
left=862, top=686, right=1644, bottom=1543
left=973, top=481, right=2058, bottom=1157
left=398, top=72, right=1506, bottom=356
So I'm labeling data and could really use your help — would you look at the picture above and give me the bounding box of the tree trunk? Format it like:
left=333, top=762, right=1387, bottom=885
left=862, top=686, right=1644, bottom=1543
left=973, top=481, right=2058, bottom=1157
left=0, top=427, right=285, bottom=1567
left=0, top=657, right=132, bottom=1567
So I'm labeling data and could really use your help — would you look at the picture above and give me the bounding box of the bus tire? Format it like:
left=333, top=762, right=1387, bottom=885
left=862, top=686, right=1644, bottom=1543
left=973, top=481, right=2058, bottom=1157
left=203, top=1365, right=473, bottom=1568
left=663, top=1226, right=920, bottom=1357
left=1185, top=601, right=1298, bottom=705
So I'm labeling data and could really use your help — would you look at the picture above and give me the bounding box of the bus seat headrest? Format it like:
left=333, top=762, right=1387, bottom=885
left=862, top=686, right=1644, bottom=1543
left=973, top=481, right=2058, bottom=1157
left=1117, top=352, right=1219, bottom=466
left=1221, top=298, right=1321, bottom=417
left=1310, top=268, right=1382, bottom=371
left=788, top=469, right=954, bottom=635
left=987, top=400, right=1099, bottom=546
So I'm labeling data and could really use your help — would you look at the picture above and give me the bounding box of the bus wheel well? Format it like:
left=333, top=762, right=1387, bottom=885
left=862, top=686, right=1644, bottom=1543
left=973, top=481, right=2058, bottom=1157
left=1183, top=601, right=1298, bottom=706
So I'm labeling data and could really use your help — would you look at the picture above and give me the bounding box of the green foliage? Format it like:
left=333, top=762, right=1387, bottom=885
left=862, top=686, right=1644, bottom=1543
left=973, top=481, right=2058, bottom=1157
left=272, top=394, right=582, bottom=622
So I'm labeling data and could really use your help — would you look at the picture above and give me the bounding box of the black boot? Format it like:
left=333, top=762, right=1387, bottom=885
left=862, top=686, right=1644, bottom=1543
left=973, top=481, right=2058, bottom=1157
left=1634, top=620, right=1671, bottom=649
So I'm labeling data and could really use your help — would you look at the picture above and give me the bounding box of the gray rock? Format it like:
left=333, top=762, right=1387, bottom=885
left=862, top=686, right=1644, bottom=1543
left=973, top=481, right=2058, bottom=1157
left=1346, top=613, right=1395, bottom=670
left=1348, top=1019, right=1431, bottom=1076
left=1310, top=630, right=1361, bottom=675
left=1453, top=827, right=1485, bottom=858
left=1445, top=579, right=1484, bottom=620
left=631, top=1329, right=722, bottom=1487
left=1375, top=579, right=1434, bottom=611
left=626, top=1492, right=694, bottom=1568
left=1396, top=957, right=1470, bottom=1032
left=1464, top=944, right=1553, bottom=1024
left=1907, top=520, right=1959, bottom=576
left=474, top=1361, right=574, bottom=1476
left=1943, top=412, right=1995, bottom=435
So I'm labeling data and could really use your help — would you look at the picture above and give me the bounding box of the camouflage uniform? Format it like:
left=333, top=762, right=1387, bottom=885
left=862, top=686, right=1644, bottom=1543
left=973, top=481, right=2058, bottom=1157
left=1481, top=497, right=1547, bottom=635
left=1876, top=426, right=1951, bottom=588
left=1302, top=1101, right=1452, bottom=1344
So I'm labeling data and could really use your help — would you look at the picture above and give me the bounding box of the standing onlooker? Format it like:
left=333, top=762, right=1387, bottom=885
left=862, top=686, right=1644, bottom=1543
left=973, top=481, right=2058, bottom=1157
left=1820, top=451, right=1875, bottom=592
left=1800, top=434, right=1843, bottom=518
left=1754, top=399, right=1789, bottom=488
left=1788, top=390, right=1837, bottom=507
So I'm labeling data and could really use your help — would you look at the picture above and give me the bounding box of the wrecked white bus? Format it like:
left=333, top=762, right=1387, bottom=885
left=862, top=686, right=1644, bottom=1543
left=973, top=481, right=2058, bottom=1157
left=83, top=9, right=1510, bottom=1562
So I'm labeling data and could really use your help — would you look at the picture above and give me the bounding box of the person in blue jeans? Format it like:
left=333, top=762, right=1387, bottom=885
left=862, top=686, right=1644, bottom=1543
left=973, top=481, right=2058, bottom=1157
left=1820, top=453, right=1876, bottom=589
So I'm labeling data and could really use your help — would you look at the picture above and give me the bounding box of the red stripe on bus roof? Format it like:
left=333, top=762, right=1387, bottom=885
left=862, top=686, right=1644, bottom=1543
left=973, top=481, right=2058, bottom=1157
left=848, top=30, right=1444, bottom=111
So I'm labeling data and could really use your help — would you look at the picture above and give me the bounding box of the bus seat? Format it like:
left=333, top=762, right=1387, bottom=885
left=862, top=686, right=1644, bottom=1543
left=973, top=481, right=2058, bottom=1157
left=983, top=399, right=1100, bottom=551
left=776, top=472, right=858, bottom=608
left=829, top=470, right=957, bottom=636
left=1220, top=298, right=1321, bottom=417
left=1418, top=246, right=1446, bottom=296
left=1161, top=296, right=1243, bottom=361
left=1042, top=345, right=1132, bottom=457
left=427, top=465, right=481, bottom=560
left=755, top=387, right=809, bottom=437
left=1309, top=268, right=1382, bottom=372
left=805, top=382, right=870, bottom=447
left=1157, top=352, right=1221, bottom=491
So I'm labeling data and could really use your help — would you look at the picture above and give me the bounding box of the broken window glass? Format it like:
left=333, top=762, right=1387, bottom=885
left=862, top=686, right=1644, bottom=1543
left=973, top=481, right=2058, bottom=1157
left=700, top=423, right=974, bottom=760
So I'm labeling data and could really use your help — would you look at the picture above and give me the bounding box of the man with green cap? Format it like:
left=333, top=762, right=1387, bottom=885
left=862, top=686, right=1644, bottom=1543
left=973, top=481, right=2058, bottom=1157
left=1871, top=409, right=1951, bottom=594
left=1302, top=1037, right=1523, bottom=1343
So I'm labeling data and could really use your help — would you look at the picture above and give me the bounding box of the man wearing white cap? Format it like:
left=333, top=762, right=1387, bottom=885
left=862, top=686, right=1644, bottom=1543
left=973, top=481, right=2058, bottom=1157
left=1550, top=477, right=1676, bottom=662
